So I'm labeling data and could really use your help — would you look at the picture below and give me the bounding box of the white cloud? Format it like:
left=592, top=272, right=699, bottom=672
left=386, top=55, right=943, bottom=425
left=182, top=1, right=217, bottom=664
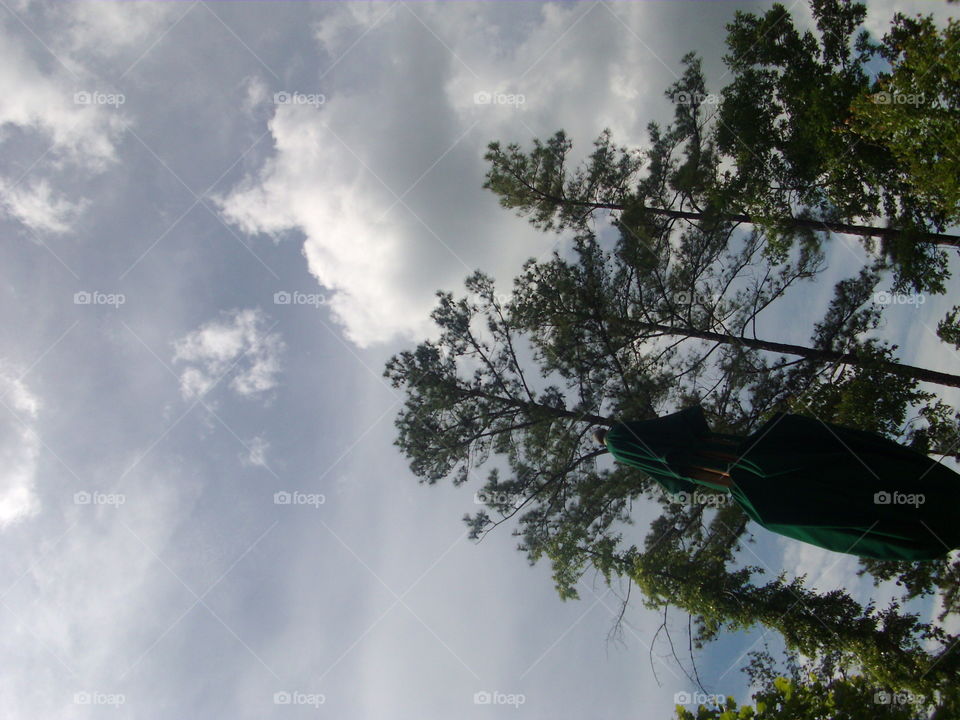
left=0, top=23, right=127, bottom=234
left=0, top=28, right=124, bottom=170
left=0, top=177, right=88, bottom=235
left=50, top=2, right=180, bottom=59
left=0, top=467, right=201, bottom=718
left=0, top=3, right=178, bottom=235
left=779, top=535, right=863, bottom=595
left=216, top=2, right=670, bottom=349
left=240, top=74, right=270, bottom=114
left=240, top=435, right=270, bottom=468
left=216, top=103, right=438, bottom=349
left=172, top=308, right=285, bottom=401
left=313, top=3, right=390, bottom=56
left=0, top=367, right=41, bottom=529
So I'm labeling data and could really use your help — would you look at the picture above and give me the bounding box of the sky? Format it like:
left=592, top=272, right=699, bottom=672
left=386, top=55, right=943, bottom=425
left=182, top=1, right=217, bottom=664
left=0, top=0, right=958, bottom=718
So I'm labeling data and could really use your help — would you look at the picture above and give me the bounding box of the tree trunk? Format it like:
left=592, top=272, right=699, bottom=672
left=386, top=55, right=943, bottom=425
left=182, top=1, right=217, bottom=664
left=552, top=195, right=960, bottom=247
left=628, top=320, right=960, bottom=389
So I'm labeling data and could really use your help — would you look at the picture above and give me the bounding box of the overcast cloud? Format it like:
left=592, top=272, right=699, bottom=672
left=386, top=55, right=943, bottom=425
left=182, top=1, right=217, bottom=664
left=1, top=1, right=957, bottom=718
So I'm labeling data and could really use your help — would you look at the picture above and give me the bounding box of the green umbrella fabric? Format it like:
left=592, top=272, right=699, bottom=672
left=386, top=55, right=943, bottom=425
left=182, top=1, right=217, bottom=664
left=603, top=405, right=960, bottom=561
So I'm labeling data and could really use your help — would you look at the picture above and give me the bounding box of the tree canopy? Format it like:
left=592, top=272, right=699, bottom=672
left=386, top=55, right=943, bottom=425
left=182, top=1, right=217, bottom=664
left=385, top=0, right=960, bottom=714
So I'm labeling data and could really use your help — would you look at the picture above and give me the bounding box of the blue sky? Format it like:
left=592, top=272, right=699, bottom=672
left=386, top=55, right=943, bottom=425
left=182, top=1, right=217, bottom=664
left=1, top=1, right=958, bottom=718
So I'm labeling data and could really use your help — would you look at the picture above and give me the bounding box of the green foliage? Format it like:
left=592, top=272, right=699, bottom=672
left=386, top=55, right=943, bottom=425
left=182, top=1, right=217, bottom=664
left=936, top=305, right=960, bottom=352
left=785, top=342, right=936, bottom=439
left=387, top=0, right=960, bottom=706
left=385, top=234, right=960, bottom=699
left=717, top=0, right=874, bottom=218
left=847, top=15, right=960, bottom=228
left=482, top=129, right=642, bottom=234
left=483, top=2, right=960, bottom=298
left=630, top=534, right=958, bottom=698
left=673, top=672, right=937, bottom=719
left=717, top=0, right=957, bottom=294
left=681, top=647, right=954, bottom=719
